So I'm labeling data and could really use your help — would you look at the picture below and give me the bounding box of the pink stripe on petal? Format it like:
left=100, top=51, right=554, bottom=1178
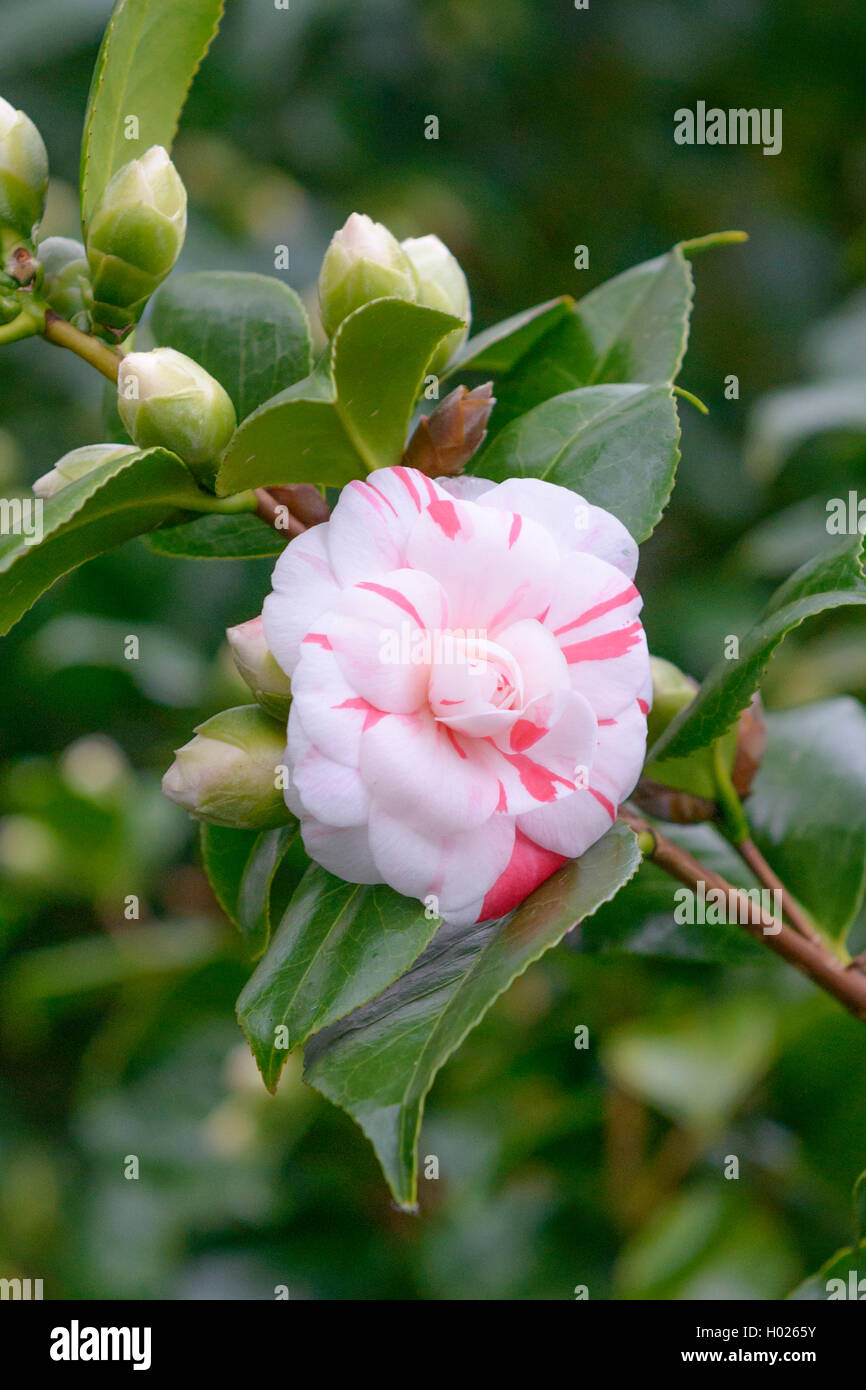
left=444, top=726, right=468, bottom=760
left=553, top=584, right=639, bottom=637
left=496, top=780, right=509, bottom=812
left=393, top=466, right=422, bottom=511
left=426, top=498, right=462, bottom=539
left=508, top=514, right=522, bottom=548
left=365, top=480, right=399, bottom=516
left=478, top=830, right=567, bottom=921
left=356, top=581, right=426, bottom=631
left=510, top=718, right=546, bottom=752
left=334, top=696, right=386, bottom=731
left=304, top=632, right=332, bottom=649
left=637, top=697, right=649, bottom=714
left=561, top=621, right=643, bottom=665
left=589, top=787, right=616, bottom=820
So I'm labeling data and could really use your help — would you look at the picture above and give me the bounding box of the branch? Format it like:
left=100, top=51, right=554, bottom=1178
left=41, top=311, right=123, bottom=382
left=619, top=808, right=866, bottom=1024
left=735, top=838, right=825, bottom=948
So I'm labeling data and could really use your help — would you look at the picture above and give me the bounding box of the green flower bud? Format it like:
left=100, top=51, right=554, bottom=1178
left=37, top=236, right=90, bottom=329
left=401, top=234, right=470, bottom=371
left=226, top=615, right=292, bottom=721
left=0, top=97, right=49, bottom=241
left=636, top=657, right=764, bottom=826
left=644, top=656, right=697, bottom=749
left=117, top=347, right=236, bottom=478
left=32, top=442, right=138, bottom=499
left=162, top=705, right=289, bottom=831
left=86, top=146, right=186, bottom=338
left=0, top=293, right=20, bottom=326
left=318, top=212, right=418, bottom=337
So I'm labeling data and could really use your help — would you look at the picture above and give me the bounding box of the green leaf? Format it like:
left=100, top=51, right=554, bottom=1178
left=147, top=511, right=286, bottom=558
left=201, top=822, right=305, bottom=957
left=0, top=448, right=207, bottom=636
left=446, top=296, right=573, bottom=376
left=746, top=700, right=866, bottom=949
left=80, top=0, right=226, bottom=230
left=238, top=865, right=441, bottom=1093
left=477, top=382, right=680, bottom=543
left=650, top=535, right=866, bottom=762
left=216, top=299, right=461, bottom=496
left=151, top=272, right=313, bottom=423
left=488, top=244, right=693, bottom=433
left=304, top=821, right=641, bottom=1208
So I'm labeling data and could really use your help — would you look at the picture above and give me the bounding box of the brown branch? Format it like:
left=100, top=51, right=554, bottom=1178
left=735, top=837, right=824, bottom=947
left=619, top=808, right=866, bottom=1024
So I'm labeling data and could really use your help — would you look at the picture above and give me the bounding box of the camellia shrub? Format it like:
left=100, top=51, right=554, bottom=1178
left=1, top=0, right=865, bottom=1213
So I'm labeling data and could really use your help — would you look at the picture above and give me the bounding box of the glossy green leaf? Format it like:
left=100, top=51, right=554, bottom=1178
left=216, top=299, right=461, bottom=495
left=650, top=535, right=866, bottom=762
left=201, top=822, right=304, bottom=957
left=304, top=821, right=641, bottom=1208
left=447, top=296, right=573, bottom=376
left=488, top=244, right=693, bottom=433
left=238, top=864, right=441, bottom=1093
left=477, top=382, right=680, bottom=542
left=147, top=511, right=286, bottom=558
left=151, top=272, right=312, bottom=423
left=80, top=0, right=225, bottom=229
left=0, top=448, right=207, bottom=636
left=747, top=700, right=866, bottom=948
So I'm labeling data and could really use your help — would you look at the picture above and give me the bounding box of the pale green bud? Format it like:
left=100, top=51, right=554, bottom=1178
left=645, top=656, right=695, bottom=749
left=226, top=616, right=292, bottom=721
left=86, top=146, right=186, bottom=338
left=117, top=347, right=236, bottom=477
left=401, top=234, right=470, bottom=371
left=162, top=705, right=289, bottom=831
left=318, top=212, right=418, bottom=336
left=0, top=97, right=49, bottom=240
left=37, top=236, right=91, bottom=329
left=32, top=443, right=138, bottom=499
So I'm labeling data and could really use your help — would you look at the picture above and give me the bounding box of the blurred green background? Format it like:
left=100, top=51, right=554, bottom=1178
left=1, top=0, right=866, bottom=1299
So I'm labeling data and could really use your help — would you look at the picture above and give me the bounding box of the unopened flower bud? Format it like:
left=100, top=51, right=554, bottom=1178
left=401, top=234, right=470, bottom=370
left=33, top=442, right=138, bottom=499
left=37, top=236, right=90, bottom=329
left=0, top=293, right=20, bottom=326
left=162, top=705, right=289, bottom=831
left=0, top=97, right=49, bottom=241
left=226, top=615, right=292, bottom=721
left=404, top=382, right=495, bottom=476
left=86, top=146, right=186, bottom=339
left=318, top=212, right=418, bottom=337
left=117, top=347, right=236, bottom=478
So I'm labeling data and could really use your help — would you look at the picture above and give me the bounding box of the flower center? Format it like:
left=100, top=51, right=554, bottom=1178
left=428, top=634, right=524, bottom=732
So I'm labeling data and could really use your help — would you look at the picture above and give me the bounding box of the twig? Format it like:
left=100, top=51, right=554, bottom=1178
left=41, top=311, right=123, bottom=381
left=619, top=808, right=866, bottom=1024
left=735, top=838, right=824, bottom=948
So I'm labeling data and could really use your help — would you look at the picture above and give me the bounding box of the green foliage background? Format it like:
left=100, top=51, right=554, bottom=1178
left=1, top=0, right=866, bottom=1299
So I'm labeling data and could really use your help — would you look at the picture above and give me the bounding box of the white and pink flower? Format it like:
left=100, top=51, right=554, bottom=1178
left=261, top=465, right=651, bottom=924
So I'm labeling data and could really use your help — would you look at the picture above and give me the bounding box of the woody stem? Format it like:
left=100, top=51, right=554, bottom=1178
left=618, top=808, right=866, bottom=1024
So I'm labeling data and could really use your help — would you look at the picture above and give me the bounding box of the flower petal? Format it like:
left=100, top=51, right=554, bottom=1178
left=368, top=802, right=515, bottom=919
left=478, top=476, right=638, bottom=577
left=263, top=523, right=341, bottom=676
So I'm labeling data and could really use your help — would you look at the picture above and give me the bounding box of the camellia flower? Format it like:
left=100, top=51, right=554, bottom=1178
left=262, top=466, right=651, bottom=924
